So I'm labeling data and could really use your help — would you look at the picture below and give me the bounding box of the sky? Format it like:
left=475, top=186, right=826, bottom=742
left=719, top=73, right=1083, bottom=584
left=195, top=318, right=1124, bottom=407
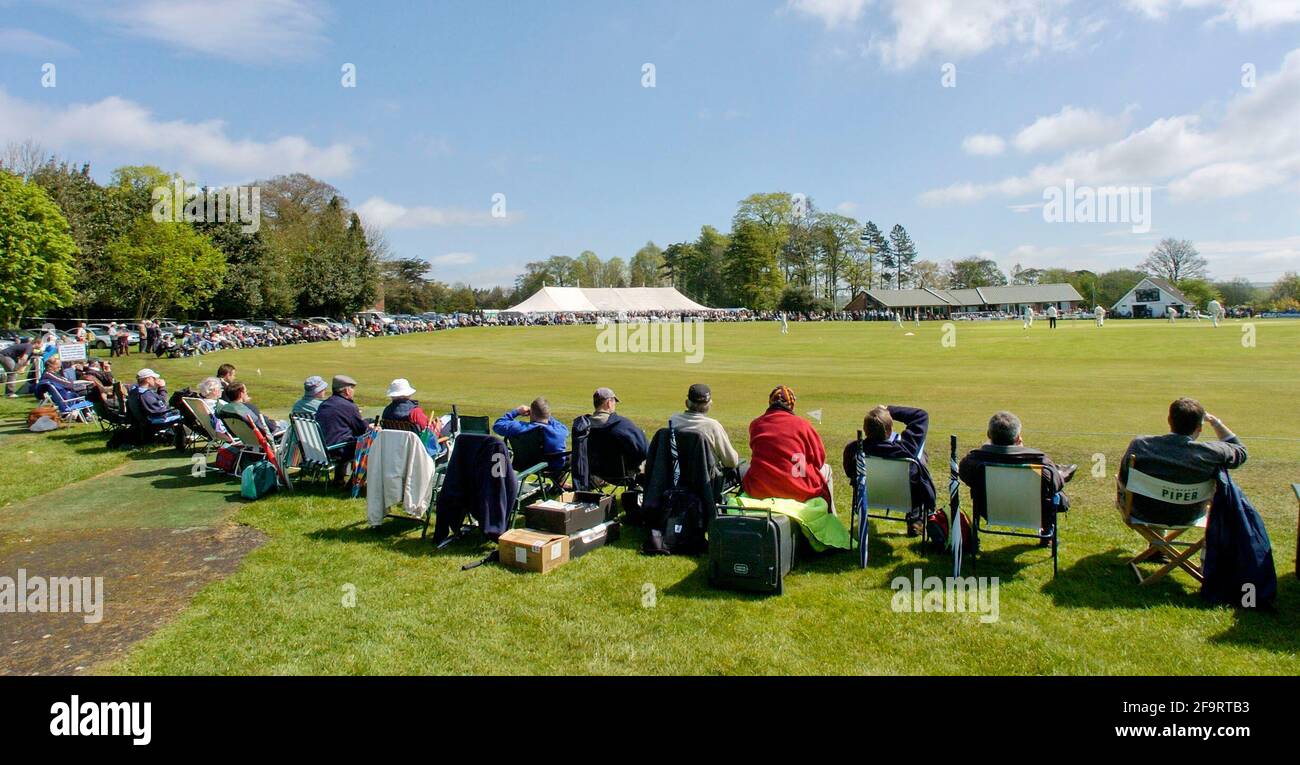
left=1, top=0, right=1298, bottom=287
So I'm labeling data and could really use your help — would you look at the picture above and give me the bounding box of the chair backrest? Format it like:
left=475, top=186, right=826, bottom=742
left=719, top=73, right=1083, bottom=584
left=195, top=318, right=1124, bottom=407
left=380, top=418, right=422, bottom=434
left=182, top=397, right=221, bottom=441
left=983, top=464, right=1043, bottom=530
left=1121, top=456, right=1213, bottom=522
left=587, top=423, right=635, bottom=481
left=457, top=414, right=490, bottom=435
left=507, top=426, right=553, bottom=472
left=292, top=415, right=330, bottom=464
left=219, top=411, right=264, bottom=454
left=863, top=456, right=915, bottom=514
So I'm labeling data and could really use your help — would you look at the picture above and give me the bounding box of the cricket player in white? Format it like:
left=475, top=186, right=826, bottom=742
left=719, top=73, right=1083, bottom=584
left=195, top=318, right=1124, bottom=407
left=1094, top=305, right=1106, bottom=327
left=779, top=311, right=789, bottom=334
left=1047, top=304, right=1059, bottom=329
left=1167, top=305, right=1179, bottom=323
left=1022, top=305, right=1035, bottom=329
left=1208, top=299, right=1224, bottom=327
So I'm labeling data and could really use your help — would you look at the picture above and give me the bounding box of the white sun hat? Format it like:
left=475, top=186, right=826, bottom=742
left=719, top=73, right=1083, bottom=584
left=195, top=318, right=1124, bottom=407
left=386, top=378, right=416, bottom=398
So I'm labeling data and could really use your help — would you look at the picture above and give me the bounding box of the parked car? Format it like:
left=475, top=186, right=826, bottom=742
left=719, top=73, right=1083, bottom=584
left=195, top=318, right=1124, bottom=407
left=86, top=324, right=141, bottom=349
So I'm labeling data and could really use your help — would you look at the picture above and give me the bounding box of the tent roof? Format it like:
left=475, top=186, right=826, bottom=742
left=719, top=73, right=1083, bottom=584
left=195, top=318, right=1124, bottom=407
left=504, top=286, right=717, bottom=313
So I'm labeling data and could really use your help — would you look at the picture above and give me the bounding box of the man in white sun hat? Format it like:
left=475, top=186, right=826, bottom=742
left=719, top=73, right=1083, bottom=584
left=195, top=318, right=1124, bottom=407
left=381, top=378, right=444, bottom=456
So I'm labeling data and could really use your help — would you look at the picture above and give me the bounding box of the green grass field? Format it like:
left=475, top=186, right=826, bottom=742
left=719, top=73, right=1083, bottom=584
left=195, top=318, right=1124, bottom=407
left=3, top=317, right=1298, bottom=675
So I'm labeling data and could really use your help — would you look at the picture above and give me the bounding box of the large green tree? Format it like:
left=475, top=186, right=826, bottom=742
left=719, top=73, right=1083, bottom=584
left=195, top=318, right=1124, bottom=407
left=724, top=221, right=784, bottom=309
left=0, top=171, right=79, bottom=325
left=103, top=217, right=226, bottom=318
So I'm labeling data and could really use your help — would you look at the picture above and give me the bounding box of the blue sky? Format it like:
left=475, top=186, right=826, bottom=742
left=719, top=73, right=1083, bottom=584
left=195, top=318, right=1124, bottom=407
left=2, top=0, right=1298, bottom=286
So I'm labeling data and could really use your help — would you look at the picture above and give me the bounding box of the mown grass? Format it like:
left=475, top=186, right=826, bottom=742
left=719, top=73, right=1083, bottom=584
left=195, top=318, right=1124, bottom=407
left=4, top=319, right=1298, bottom=674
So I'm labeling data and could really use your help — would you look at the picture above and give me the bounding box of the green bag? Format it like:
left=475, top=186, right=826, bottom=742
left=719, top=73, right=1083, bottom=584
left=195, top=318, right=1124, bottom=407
left=240, top=460, right=278, bottom=500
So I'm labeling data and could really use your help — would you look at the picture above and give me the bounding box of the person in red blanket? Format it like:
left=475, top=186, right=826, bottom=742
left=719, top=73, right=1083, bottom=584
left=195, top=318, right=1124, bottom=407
left=742, top=385, right=835, bottom=512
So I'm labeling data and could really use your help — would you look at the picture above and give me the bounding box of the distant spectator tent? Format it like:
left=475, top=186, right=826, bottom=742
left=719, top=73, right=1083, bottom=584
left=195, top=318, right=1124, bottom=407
left=845, top=283, right=1085, bottom=319
left=1111, top=276, right=1191, bottom=319
left=504, top=286, right=719, bottom=314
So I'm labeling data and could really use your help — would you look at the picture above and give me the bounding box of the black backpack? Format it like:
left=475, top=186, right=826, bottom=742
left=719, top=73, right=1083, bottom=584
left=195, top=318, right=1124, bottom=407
left=643, top=423, right=708, bottom=556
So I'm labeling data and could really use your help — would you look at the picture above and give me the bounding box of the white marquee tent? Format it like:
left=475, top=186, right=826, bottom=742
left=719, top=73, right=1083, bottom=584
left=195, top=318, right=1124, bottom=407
left=504, top=286, right=718, bottom=313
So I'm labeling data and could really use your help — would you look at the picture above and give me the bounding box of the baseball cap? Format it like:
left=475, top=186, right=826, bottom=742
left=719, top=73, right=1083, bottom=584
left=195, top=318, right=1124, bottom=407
left=304, top=375, right=328, bottom=395
left=593, top=387, right=619, bottom=406
left=136, top=368, right=159, bottom=380
left=687, top=383, right=711, bottom=403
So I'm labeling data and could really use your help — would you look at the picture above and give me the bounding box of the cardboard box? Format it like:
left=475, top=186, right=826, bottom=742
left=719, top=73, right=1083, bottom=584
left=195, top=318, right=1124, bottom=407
left=568, top=521, right=621, bottom=560
left=498, top=528, right=569, bottom=573
left=524, top=491, right=614, bottom=535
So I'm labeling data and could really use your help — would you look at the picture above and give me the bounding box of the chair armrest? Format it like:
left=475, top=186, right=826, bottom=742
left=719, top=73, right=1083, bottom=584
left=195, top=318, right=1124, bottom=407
left=517, top=462, right=548, bottom=481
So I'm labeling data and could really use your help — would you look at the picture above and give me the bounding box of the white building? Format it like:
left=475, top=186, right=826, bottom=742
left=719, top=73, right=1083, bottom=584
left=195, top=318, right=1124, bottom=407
left=1111, top=277, right=1192, bottom=319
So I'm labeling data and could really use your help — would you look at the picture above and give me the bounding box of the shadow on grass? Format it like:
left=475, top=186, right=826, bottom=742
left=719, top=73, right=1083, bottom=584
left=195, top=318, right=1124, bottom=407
left=1042, top=548, right=1212, bottom=609
left=1207, top=575, right=1300, bottom=655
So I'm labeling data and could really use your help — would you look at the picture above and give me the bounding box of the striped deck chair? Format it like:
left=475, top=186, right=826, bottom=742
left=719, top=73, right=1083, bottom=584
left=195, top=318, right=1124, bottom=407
left=290, top=414, right=349, bottom=484
left=350, top=430, right=377, bottom=497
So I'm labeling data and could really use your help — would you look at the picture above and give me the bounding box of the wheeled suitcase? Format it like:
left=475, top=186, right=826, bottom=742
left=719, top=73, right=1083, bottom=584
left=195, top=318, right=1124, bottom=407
left=708, top=505, right=794, bottom=595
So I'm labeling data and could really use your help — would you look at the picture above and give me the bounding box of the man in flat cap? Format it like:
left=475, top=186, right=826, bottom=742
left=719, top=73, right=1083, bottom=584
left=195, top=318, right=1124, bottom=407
left=314, top=374, right=372, bottom=485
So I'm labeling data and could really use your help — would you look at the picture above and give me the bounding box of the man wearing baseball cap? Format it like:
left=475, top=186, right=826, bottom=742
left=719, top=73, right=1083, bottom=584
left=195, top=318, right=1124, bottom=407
left=291, top=375, right=330, bottom=417
left=743, top=385, right=834, bottom=511
left=582, top=386, right=649, bottom=473
left=315, top=374, right=371, bottom=485
left=668, top=383, right=743, bottom=482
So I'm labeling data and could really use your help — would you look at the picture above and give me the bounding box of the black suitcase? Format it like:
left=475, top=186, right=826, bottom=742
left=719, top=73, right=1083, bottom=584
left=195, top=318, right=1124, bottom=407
left=708, top=505, right=794, bottom=595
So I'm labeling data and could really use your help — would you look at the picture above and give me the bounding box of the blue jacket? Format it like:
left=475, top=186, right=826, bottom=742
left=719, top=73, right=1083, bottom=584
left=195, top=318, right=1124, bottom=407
left=493, top=409, right=569, bottom=469
left=316, top=393, right=368, bottom=447
left=1202, top=471, right=1276, bottom=607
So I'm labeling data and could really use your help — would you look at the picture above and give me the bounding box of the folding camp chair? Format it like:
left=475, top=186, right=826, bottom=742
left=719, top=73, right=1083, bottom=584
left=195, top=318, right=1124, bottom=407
left=181, top=397, right=229, bottom=457
left=583, top=424, right=642, bottom=495
left=451, top=405, right=490, bottom=436
left=36, top=382, right=97, bottom=424
left=219, top=411, right=292, bottom=491
left=506, top=426, right=569, bottom=498
left=1117, top=455, right=1212, bottom=586
left=973, top=463, right=1059, bottom=577
left=849, top=449, right=929, bottom=555
left=433, top=433, right=548, bottom=550
left=125, top=388, right=184, bottom=446
left=290, top=414, right=351, bottom=484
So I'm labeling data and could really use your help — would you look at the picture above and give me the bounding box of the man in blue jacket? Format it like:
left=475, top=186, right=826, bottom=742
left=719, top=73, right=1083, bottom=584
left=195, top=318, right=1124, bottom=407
left=493, top=397, right=569, bottom=471
left=315, top=374, right=373, bottom=485
left=842, top=404, right=937, bottom=536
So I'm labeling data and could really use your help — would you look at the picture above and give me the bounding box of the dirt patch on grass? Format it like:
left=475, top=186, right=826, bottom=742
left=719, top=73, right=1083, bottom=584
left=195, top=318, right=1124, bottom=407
left=0, top=523, right=266, bottom=675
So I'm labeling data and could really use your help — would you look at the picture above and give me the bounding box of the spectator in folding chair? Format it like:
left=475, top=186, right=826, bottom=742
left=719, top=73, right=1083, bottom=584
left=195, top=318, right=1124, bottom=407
left=381, top=378, right=446, bottom=458
left=1117, top=398, right=1247, bottom=575
left=127, top=368, right=184, bottom=446
left=571, top=386, right=649, bottom=491
left=668, top=383, right=745, bottom=486
left=742, top=386, right=834, bottom=513
left=842, top=404, right=936, bottom=536
left=493, top=396, right=570, bottom=475
left=218, top=382, right=284, bottom=444
left=315, top=374, right=374, bottom=486
left=959, top=411, right=1076, bottom=547
left=216, top=363, right=237, bottom=391
left=191, top=377, right=234, bottom=442
left=292, top=375, right=330, bottom=416
left=1, top=338, right=35, bottom=398
left=35, top=358, right=97, bottom=424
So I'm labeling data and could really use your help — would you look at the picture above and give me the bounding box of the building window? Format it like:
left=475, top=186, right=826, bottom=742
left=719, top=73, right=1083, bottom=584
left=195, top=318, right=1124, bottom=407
left=1135, top=288, right=1160, bottom=303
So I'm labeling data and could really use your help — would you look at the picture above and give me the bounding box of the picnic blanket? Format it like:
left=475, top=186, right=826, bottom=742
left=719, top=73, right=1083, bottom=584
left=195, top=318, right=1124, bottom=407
left=724, top=494, right=850, bottom=552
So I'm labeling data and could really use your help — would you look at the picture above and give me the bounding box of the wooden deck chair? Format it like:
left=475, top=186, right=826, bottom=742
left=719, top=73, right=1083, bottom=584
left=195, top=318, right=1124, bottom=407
left=850, top=455, right=927, bottom=547
left=290, top=414, right=350, bottom=483
left=181, top=397, right=228, bottom=457
left=219, top=411, right=292, bottom=491
left=1117, top=455, right=1212, bottom=586
left=974, top=463, right=1059, bottom=577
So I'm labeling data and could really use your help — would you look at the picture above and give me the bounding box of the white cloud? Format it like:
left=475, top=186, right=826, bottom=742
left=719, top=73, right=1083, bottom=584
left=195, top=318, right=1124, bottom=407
left=1126, top=0, right=1300, bottom=29
left=922, top=48, right=1300, bottom=205
left=430, top=253, right=477, bottom=266
left=875, top=0, right=1077, bottom=68
left=786, top=0, right=870, bottom=27
left=0, top=27, right=77, bottom=56
left=357, top=197, right=508, bottom=230
left=1012, top=105, right=1133, bottom=153
left=78, top=0, right=329, bottom=62
left=835, top=201, right=860, bottom=214
left=0, top=88, right=354, bottom=179
left=962, top=133, right=1007, bottom=156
